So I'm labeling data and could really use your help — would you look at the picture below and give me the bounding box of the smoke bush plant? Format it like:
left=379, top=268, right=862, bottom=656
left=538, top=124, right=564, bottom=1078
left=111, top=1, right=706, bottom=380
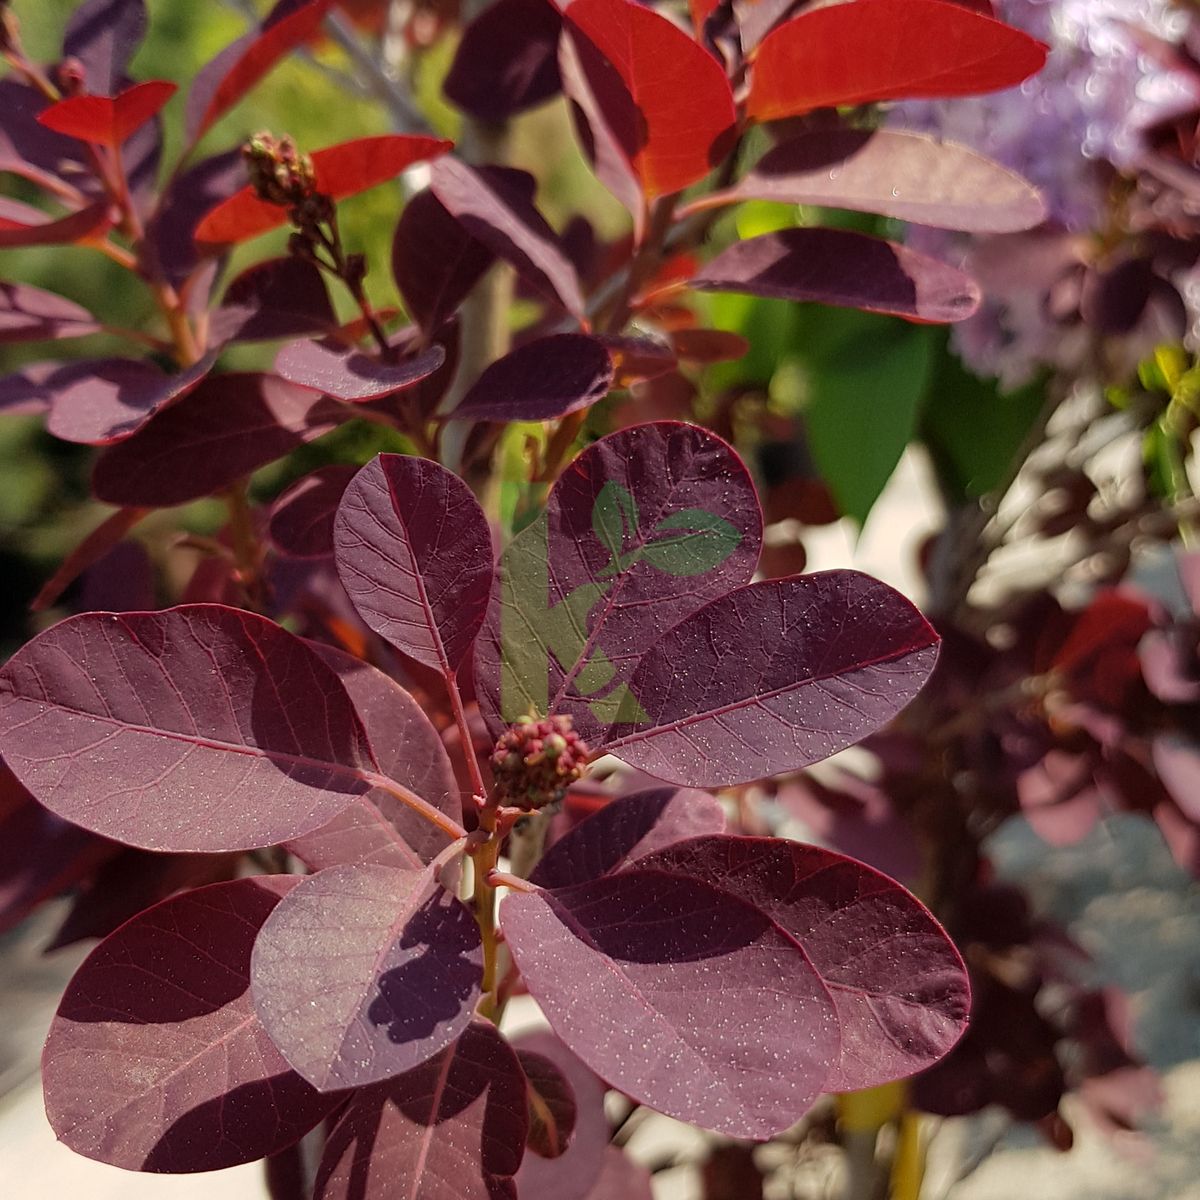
left=0, top=0, right=1070, bottom=1195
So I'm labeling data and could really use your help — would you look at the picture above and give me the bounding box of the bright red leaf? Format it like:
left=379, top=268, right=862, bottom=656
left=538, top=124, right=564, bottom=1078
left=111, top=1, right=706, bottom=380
left=37, top=80, right=177, bottom=148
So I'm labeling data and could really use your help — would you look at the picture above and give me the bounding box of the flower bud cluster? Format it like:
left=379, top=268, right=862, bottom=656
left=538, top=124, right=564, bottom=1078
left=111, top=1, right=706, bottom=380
left=491, top=713, right=589, bottom=810
left=243, top=132, right=318, bottom=208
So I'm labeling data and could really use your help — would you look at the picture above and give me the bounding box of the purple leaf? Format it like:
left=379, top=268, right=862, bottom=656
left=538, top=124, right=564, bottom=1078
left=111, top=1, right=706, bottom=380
left=503, top=868, right=839, bottom=1138
left=531, top=787, right=726, bottom=889
left=429, top=159, right=585, bottom=320
left=514, top=1031, right=608, bottom=1200
left=516, top=1049, right=576, bottom=1158
left=0, top=79, right=92, bottom=194
left=45, top=353, right=215, bottom=445
left=360, top=319, right=462, bottom=424
left=0, top=281, right=100, bottom=343
left=287, top=643, right=461, bottom=869
left=31, top=506, right=150, bottom=613
left=63, top=0, right=149, bottom=95
left=600, top=570, right=940, bottom=787
left=474, top=422, right=761, bottom=743
left=582, top=1147, right=653, bottom=1200
left=691, top=227, right=981, bottom=323
left=275, top=337, right=446, bottom=402
left=392, top=189, right=495, bottom=334
left=0, top=197, right=113, bottom=248
left=0, top=361, right=64, bottom=414
left=251, top=864, right=482, bottom=1091
left=0, top=605, right=382, bottom=852
left=42, top=876, right=341, bottom=1172
left=91, top=373, right=341, bottom=507
left=314, top=1021, right=528, bottom=1200
left=268, top=464, right=358, bottom=559
left=334, top=454, right=494, bottom=674
left=688, top=129, right=1045, bottom=233
left=1153, top=735, right=1200, bottom=823
left=454, top=334, right=613, bottom=421
left=443, top=0, right=563, bottom=121
left=210, top=256, right=337, bottom=344
left=79, top=537, right=156, bottom=612
left=637, top=835, right=970, bottom=1092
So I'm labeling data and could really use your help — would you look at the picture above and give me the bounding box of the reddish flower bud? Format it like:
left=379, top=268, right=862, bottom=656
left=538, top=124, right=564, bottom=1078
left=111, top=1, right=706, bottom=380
left=491, top=713, right=589, bottom=810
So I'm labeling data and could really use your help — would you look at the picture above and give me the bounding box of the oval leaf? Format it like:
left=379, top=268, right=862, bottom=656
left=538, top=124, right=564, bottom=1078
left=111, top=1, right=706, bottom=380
left=0, top=281, right=100, bottom=343
left=37, top=80, right=176, bottom=148
left=252, top=864, right=482, bottom=1091
left=503, top=869, right=839, bottom=1138
left=268, top=464, right=358, bottom=559
left=638, top=835, right=971, bottom=1091
left=0, top=198, right=113, bottom=248
left=454, top=333, right=613, bottom=421
left=334, top=453, right=494, bottom=673
left=691, top=227, right=981, bottom=323
left=63, top=0, right=148, bottom=95
left=275, top=337, right=446, bottom=401
left=747, top=0, right=1048, bottom=122
left=517, top=1049, right=577, bottom=1159
left=211, top=256, right=337, bottom=344
left=42, top=876, right=340, bottom=1172
left=0, top=605, right=382, bottom=852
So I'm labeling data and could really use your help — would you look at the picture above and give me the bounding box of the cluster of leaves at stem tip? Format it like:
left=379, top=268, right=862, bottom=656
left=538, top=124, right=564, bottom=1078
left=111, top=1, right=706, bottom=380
left=0, top=0, right=1055, bottom=1195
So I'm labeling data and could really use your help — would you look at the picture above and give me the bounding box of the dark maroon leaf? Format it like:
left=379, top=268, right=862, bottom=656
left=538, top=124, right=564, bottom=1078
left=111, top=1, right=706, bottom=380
left=686, top=129, right=1046, bottom=234
left=0, top=361, right=63, bottom=414
left=474, top=422, right=761, bottom=743
left=583, top=1148, right=653, bottom=1200
left=45, top=353, right=216, bottom=445
left=531, top=787, right=726, bottom=889
left=78, top=537, right=156, bottom=613
left=638, top=835, right=970, bottom=1091
left=42, top=876, right=340, bottom=1171
left=503, top=868, right=839, bottom=1138
left=269, top=464, right=358, bottom=559
left=314, top=1021, right=527, bottom=1200
left=251, top=864, right=482, bottom=1091
left=0, top=197, right=113, bottom=248
left=517, top=1050, right=576, bottom=1158
left=429, top=159, right=585, bottom=320
left=0, top=605, right=385, bottom=852
left=513, top=1032, right=608, bottom=1200
left=63, top=0, right=149, bottom=95
left=275, top=337, right=446, bottom=402
left=211, top=256, right=337, bottom=344
left=691, top=227, right=981, bottom=323
left=0, top=79, right=92, bottom=195
left=334, top=454, right=494, bottom=674
left=287, top=643, right=461, bottom=869
left=0, top=281, right=100, bottom=343
left=31, top=505, right=150, bottom=612
left=599, top=571, right=940, bottom=786
left=454, top=334, right=613, bottom=421
left=392, top=189, right=496, bottom=335
left=361, top=319, right=462, bottom=423
left=91, top=373, right=342, bottom=507
left=444, top=0, right=563, bottom=120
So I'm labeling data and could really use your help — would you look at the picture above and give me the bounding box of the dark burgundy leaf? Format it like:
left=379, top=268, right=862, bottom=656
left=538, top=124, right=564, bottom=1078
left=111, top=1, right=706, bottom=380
left=601, top=571, right=940, bottom=786
left=314, top=1021, right=528, bottom=1200
left=211, top=256, right=337, bottom=344
left=686, top=129, right=1046, bottom=234
left=186, top=0, right=335, bottom=142
left=517, top=1050, right=576, bottom=1158
left=42, top=876, right=340, bottom=1171
left=669, top=328, right=750, bottom=364
left=503, top=868, right=839, bottom=1138
left=269, top=464, right=358, bottom=558
left=392, top=189, right=495, bottom=334
left=0, top=79, right=92, bottom=193
left=91, top=373, right=342, bottom=507
left=429, top=159, right=585, bottom=320
left=0, top=282, right=100, bottom=343
left=638, top=835, right=970, bottom=1091
left=275, top=337, right=446, bottom=402
left=334, top=453, right=494, bottom=674
left=0, top=361, right=65, bottom=415
left=513, top=1032, right=608, bottom=1200
left=474, top=422, right=761, bottom=743
left=63, top=0, right=149, bottom=95
left=531, top=787, right=726, bottom=889
left=252, top=864, right=482, bottom=1091
left=443, top=0, right=563, bottom=121
left=37, top=80, right=176, bottom=148
left=454, top=334, right=613, bottom=421
left=746, top=0, right=1048, bottom=122
left=32, top=505, right=150, bottom=612
left=691, top=228, right=981, bottom=323
left=0, top=197, right=113, bottom=248
left=79, top=536, right=155, bottom=612
left=0, top=605, right=385, bottom=852
left=46, top=353, right=215, bottom=445
left=287, top=643, right=461, bottom=869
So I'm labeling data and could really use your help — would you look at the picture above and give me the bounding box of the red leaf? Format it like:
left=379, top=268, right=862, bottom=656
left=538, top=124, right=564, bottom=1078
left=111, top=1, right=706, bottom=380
left=186, top=0, right=335, bottom=142
left=195, top=134, right=452, bottom=245
left=268, top=464, right=358, bottom=559
left=334, top=454, right=494, bottom=674
left=691, top=227, right=981, bottom=323
left=560, top=0, right=736, bottom=204
left=516, top=1050, right=576, bottom=1159
left=274, top=337, right=446, bottom=401
left=38, top=80, right=177, bottom=148
left=42, top=876, right=341, bottom=1171
left=251, top=864, right=482, bottom=1090
left=747, top=0, right=1048, bottom=122
left=0, top=198, right=113, bottom=248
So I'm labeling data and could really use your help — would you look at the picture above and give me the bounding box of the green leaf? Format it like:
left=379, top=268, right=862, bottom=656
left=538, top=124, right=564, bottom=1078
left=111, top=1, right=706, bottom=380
left=642, top=510, right=742, bottom=576
left=592, top=481, right=639, bottom=561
